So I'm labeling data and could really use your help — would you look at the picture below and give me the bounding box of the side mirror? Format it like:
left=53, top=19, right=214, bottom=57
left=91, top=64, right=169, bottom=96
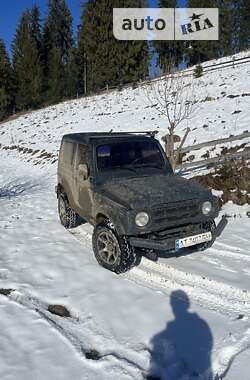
left=78, top=164, right=89, bottom=180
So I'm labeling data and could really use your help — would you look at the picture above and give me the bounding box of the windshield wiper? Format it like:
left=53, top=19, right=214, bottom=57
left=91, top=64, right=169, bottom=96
left=134, top=164, right=163, bottom=170
left=113, top=165, right=137, bottom=173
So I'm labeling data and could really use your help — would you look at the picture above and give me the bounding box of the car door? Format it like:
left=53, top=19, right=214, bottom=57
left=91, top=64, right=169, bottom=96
left=72, top=143, right=93, bottom=220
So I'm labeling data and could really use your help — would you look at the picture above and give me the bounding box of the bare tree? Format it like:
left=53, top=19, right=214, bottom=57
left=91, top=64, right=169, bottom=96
left=143, top=62, right=198, bottom=171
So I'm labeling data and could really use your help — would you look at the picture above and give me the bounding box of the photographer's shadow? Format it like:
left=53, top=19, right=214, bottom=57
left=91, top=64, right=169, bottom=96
left=148, top=290, right=213, bottom=380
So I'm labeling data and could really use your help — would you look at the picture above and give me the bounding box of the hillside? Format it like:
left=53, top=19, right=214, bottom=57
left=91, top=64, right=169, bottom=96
left=0, top=51, right=250, bottom=168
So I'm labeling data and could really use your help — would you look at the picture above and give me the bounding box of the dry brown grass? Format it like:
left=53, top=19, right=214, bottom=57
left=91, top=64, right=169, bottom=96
left=193, top=159, right=250, bottom=205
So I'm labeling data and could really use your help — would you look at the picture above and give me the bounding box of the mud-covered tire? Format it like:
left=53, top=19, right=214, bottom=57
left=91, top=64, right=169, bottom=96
left=92, top=222, right=137, bottom=274
left=196, top=241, right=213, bottom=252
left=196, top=220, right=216, bottom=251
left=58, top=193, right=80, bottom=229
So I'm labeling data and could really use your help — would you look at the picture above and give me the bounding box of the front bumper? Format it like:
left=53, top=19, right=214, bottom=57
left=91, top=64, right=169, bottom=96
left=129, top=222, right=215, bottom=252
left=130, top=235, right=184, bottom=251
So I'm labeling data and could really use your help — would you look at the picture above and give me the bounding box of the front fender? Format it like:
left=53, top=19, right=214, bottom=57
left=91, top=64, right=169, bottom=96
left=94, top=192, right=129, bottom=235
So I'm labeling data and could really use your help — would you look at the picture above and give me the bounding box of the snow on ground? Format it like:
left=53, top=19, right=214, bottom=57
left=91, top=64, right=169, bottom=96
left=0, top=52, right=250, bottom=379
left=0, top=296, right=93, bottom=380
left=0, top=144, right=250, bottom=379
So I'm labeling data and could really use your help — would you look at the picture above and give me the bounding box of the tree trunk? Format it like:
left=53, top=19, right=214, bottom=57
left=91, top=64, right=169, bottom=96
left=162, top=132, right=176, bottom=170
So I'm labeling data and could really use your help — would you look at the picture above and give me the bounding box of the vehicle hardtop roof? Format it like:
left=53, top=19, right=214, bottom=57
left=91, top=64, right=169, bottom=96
left=62, top=131, right=158, bottom=144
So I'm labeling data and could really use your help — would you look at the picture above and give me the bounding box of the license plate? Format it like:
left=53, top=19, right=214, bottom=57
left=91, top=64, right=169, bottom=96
left=175, top=232, right=212, bottom=249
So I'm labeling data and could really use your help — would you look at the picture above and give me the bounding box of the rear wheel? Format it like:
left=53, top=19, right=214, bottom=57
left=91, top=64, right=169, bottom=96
left=58, top=193, right=80, bottom=229
left=92, top=222, right=137, bottom=273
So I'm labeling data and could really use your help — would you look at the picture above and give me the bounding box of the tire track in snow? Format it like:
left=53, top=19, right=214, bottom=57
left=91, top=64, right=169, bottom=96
left=210, top=243, right=250, bottom=262
left=125, top=259, right=250, bottom=317
left=5, top=289, right=250, bottom=380
left=7, top=290, right=149, bottom=380
left=70, top=226, right=250, bottom=379
left=70, top=225, right=250, bottom=318
left=213, top=329, right=250, bottom=379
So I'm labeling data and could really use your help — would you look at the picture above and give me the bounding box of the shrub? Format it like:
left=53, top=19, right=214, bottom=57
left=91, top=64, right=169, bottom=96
left=193, top=64, right=203, bottom=78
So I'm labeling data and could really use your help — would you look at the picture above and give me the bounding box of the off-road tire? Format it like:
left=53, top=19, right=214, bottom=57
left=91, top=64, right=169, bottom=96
left=58, top=193, right=80, bottom=229
left=197, top=220, right=216, bottom=251
left=92, top=222, right=137, bottom=274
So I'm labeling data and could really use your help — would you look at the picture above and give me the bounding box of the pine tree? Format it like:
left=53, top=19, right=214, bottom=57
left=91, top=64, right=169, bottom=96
left=217, top=0, right=234, bottom=57
left=42, top=0, right=76, bottom=102
left=233, top=0, right=250, bottom=53
left=154, top=0, right=185, bottom=72
left=213, top=0, right=250, bottom=57
left=30, top=5, right=42, bottom=51
left=186, top=0, right=249, bottom=62
left=46, top=47, right=65, bottom=103
left=77, top=0, right=149, bottom=94
left=0, top=40, right=14, bottom=120
left=186, top=0, right=221, bottom=65
left=12, top=7, right=43, bottom=110
left=43, top=0, right=73, bottom=60
left=65, top=47, right=80, bottom=98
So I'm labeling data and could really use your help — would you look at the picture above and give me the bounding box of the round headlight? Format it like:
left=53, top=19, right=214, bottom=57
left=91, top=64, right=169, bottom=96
left=135, top=212, right=149, bottom=227
left=202, top=201, right=212, bottom=215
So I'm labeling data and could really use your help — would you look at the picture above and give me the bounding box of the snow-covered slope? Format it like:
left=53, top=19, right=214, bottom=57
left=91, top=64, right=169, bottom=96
left=0, top=52, right=250, bottom=380
left=0, top=51, right=250, bottom=167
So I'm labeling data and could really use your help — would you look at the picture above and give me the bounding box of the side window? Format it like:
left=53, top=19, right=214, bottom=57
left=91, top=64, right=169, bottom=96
left=61, top=141, right=74, bottom=166
left=76, top=144, right=89, bottom=166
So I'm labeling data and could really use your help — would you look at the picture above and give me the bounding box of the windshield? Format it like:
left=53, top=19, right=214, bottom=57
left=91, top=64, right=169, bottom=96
left=96, top=139, right=169, bottom=172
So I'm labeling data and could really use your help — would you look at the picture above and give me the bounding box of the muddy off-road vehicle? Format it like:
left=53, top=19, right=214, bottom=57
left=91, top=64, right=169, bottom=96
left=56, top=131, right=219, bottom=273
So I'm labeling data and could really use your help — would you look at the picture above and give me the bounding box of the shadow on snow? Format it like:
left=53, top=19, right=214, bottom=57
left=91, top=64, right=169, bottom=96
left=147, top=290, right=213, bottom=380
left=0, top=179, right=40, bottom=199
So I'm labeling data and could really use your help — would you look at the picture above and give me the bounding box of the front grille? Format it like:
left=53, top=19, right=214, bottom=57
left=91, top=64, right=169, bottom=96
left=151, top=223, right=203, bottom=240
left=151, top=200, right=200, bottom=225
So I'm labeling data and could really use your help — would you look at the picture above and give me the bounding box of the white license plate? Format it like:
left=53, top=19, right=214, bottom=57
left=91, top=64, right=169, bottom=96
left=175, top=232, right=212, bottom=249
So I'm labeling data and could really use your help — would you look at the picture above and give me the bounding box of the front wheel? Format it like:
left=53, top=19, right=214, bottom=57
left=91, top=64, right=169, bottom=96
left=92, top=223, right=137, bottom=273
left=197, top=220, right=216, bottom=251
